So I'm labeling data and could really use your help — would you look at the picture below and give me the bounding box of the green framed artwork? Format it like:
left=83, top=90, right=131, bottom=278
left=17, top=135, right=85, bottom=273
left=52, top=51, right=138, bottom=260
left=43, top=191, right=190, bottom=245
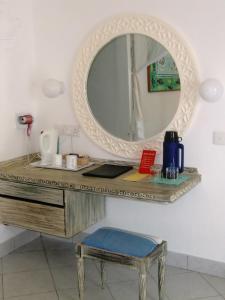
left=147, top=53, right=180, bottom=92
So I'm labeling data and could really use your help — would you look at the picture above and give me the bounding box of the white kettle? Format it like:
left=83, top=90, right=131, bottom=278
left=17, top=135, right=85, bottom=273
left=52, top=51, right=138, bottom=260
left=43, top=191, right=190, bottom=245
left=40, top=128, right=58, bottom=164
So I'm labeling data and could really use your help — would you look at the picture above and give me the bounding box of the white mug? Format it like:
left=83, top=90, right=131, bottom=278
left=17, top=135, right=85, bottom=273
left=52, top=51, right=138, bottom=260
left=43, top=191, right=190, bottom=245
left=66, top=154, right=77, bottom=169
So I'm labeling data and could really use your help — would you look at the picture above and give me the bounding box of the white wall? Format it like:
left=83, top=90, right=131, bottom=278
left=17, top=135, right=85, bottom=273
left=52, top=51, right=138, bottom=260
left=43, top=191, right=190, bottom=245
left=0, top=0, right=38, bottom=160
left=1, top=0, right=225, bottom=263
left=0, top=0, right=39, bottom=239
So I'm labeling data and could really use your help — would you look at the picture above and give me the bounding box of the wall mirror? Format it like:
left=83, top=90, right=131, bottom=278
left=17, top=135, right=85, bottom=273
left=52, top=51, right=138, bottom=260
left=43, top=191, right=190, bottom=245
left=72, top=15, right=199, bottom=159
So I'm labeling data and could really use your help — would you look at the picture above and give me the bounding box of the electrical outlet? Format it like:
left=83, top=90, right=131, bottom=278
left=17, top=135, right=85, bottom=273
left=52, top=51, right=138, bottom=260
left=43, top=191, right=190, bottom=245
left=213, top=131, right=225, bottom=145
left=55, top=125, right=80, bottom=136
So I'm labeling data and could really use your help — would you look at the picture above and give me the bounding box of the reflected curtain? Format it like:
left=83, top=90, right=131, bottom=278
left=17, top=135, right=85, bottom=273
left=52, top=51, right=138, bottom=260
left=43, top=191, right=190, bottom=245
left=130, top=35, right=167, bottom=140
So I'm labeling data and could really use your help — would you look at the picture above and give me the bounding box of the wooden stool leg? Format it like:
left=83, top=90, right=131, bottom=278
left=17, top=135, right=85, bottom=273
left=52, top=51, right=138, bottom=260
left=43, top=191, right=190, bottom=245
left=77, top=247, right=85, bottom=300
left=158, top=254, right=166, bottom=300
left=100, top=260, right=105, bottom=289
left=139, top=262, right=147, bottom=300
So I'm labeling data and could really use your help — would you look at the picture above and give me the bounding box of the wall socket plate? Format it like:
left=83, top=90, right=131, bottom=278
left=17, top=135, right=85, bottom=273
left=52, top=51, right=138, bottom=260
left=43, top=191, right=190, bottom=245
left=55, top=125, right=80, bottom=136
left=213, top=131, right=225, bottom=145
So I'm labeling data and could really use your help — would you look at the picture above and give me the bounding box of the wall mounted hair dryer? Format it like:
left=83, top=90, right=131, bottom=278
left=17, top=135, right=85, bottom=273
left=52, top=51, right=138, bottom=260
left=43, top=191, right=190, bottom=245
left=17, top=114, right=33, bottom=136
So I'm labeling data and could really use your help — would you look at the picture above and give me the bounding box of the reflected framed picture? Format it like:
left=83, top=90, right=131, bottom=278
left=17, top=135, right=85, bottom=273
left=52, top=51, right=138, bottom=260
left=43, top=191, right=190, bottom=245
left=147, top=53, right=180, bottom=92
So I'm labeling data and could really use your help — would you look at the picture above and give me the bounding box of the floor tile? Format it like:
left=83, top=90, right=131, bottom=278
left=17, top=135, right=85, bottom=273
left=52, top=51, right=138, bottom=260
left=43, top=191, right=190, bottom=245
left=5, top=291, right=58, bottom=300
left=165, top=271, right=219, bottom=300
left=51, top=260, right=102, bottom=291
left=57, top=280, right=114, bottom=300
left=149, top=278, right=170, bottom=300
left=57, top=288, right=79, bottom=300
left=0, top=259, right=2, bottom=274
left=47, top=249, right=76, bottom=269
left=2, top=232, right=225, bottom=300
left=202, top=297, right=225, bottom=300
left=165, top=265, right=190, bottom=278
left=84, top=260, right=103, bottom=287
left=108, top=277, right=169, bottom=300
left=0, top=274, right=3, bottom=299
left=150, top=262, right=190, bottom=281
left=201, top=273, right=225, bottom=296
left=109, top=280, right=138, bottom=300
left=42, top=235, right=73, bottom=251
left=3, top=251, right=48, bottom=273
left=102, top=262, right=138, bottom=283
left=3, top=270, right=55, bottom=298
left=0, top=239, right=14, bottom=258
left=51, top=266, right=77, bottom=290
left=83, top=280, right=114, bottom=300
left=14, top=238, right=43, bottom=253
left=13, top=231, right=40, bottom=250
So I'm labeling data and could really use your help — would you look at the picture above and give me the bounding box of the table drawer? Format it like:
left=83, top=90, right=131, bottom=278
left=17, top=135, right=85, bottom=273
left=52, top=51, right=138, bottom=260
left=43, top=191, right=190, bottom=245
left=0, top=196, right=65, bottom=236
left=0, top=180, right=64, bottom=206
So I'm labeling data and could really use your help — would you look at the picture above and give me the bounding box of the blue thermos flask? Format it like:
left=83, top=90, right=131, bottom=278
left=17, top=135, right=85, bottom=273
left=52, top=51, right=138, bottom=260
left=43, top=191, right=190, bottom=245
left=161, top=131, right=184, bottom=179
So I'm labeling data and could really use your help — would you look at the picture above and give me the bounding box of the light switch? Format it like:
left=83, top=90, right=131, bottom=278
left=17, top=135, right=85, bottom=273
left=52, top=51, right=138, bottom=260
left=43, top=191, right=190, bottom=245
left=213, top=131, right=225, bottom=145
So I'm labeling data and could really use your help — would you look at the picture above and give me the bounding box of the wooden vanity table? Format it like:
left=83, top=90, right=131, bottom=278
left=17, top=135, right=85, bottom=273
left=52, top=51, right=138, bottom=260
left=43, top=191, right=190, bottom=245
left=0, top=154, right=201, bottom=238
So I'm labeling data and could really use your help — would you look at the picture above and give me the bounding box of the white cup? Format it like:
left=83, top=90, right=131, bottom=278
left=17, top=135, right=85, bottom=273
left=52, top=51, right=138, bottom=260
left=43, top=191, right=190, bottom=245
left=66, top=154, right=77, bottom=169
left=54, top=154, right=63, bottom=167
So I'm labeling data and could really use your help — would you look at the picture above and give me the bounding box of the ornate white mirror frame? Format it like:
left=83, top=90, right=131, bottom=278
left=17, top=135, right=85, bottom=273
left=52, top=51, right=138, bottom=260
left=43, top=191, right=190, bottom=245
left=72, top=14, right=199, bottom=159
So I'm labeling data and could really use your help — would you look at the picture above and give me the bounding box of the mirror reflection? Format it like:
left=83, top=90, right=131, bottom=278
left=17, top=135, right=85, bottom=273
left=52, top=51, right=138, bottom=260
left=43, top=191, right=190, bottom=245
left=87, top=34, right=180, bottom=141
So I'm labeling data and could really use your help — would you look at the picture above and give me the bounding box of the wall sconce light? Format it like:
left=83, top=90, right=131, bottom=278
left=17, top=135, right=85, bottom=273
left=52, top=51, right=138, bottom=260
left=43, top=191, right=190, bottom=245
left=199, top=78, right=224, bottom=102
left=42, top=78, right=65, bottom=98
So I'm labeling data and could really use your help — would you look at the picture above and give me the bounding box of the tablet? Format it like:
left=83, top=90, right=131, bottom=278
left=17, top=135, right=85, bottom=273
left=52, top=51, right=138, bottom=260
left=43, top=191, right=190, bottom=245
left=82, top=164, right=133, bottom=178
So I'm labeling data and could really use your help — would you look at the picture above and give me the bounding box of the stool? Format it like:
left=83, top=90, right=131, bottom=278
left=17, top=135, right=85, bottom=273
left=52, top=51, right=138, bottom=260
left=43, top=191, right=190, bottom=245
left=76, top=227, right=167, bottom=300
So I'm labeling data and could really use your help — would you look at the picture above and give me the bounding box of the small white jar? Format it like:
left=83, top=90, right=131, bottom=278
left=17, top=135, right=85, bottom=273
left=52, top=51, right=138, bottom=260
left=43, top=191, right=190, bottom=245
left=66, top=154, right=77, bottom=169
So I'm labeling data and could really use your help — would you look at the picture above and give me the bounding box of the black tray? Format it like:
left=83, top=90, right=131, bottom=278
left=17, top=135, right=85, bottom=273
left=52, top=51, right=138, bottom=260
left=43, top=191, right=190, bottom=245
left=82, top=164, right=133, bottom=179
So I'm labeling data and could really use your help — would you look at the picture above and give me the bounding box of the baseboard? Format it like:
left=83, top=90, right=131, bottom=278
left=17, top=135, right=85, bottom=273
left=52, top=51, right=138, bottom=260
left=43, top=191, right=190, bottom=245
left=0, top=227, right=40, bottom=257
left=0, top=229, right=224, bottom=279
left=167, top=251, right=225, bottom=278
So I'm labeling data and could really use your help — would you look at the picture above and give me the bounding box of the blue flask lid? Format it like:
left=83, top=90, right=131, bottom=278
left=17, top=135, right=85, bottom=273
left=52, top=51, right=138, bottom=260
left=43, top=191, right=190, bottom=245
left=164, top=131, right=182, bottom=142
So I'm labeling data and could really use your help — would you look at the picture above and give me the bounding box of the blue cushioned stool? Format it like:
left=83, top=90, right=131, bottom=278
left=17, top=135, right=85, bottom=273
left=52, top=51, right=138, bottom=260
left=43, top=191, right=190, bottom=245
left=76, top=227, right=167, bottom=300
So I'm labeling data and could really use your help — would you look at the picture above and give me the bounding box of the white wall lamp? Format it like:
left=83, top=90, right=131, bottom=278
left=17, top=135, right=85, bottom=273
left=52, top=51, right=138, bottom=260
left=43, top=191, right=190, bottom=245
left=42, top=78, right=65, bottom=98
left=199, top=78, right=224, bottom=103
left=42, top=77, right=224, bottom=102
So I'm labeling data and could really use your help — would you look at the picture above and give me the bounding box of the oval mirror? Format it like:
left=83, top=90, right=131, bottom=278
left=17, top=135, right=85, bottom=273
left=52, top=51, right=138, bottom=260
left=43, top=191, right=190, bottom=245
left=87, top=34, right=180, bottom=141
left=72, top=15, right=199, bottom=159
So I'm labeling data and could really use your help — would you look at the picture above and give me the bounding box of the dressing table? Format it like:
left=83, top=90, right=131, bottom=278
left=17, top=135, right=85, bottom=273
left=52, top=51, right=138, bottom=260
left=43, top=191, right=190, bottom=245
left=0, top=15, right=201, bottom=238
left=0, top=154, right=200, bottom=238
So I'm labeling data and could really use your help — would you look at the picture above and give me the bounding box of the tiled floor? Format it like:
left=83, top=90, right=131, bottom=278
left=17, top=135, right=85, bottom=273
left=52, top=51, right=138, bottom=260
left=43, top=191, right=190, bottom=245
left=0, top=235, right=224, bottom=300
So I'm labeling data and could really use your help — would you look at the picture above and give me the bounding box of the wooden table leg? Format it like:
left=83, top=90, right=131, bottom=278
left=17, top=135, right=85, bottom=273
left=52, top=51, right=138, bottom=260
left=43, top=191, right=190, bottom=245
left=100, top=260, right=105, bottom=289
left=139, top=261, right=147, bottom=300
left=77, top=246, right=85, bottom=300
left=158, top=253, right=166, bottom=300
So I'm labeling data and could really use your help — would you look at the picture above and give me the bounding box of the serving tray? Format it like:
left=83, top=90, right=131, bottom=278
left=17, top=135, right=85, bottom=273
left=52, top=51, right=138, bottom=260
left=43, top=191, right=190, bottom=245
left=30, top=160, right=94, bottom=172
